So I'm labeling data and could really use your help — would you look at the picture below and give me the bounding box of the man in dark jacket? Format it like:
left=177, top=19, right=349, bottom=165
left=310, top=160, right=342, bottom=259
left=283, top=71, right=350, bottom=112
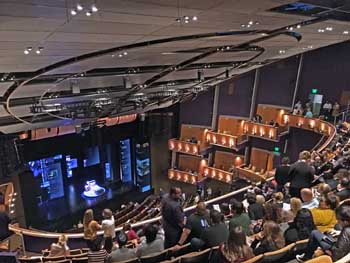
left=161, top=187, right=184, bottom=248
left=275, top=156, right=291, bottom=192
left=288, top=151, right=315, bottom=198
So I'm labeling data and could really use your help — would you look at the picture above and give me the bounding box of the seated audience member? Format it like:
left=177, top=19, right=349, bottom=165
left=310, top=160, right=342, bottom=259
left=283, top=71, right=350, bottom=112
left=136, top=224, right=164, bottom=257
left=274, top=157, right=291, bottom=192
left=305, top=108, right=313, bottom=118
left=284, top=208, right=316, bottom=244
left=101, top=208, right=115, bottom=253
left=290, top=197, right=303, bottom=217
left=297, top=204, right=350, bottom=262
left=316, top=183, right=332, bottom=199
left=175, top=201, right=209, bottom=248
left=272, top=192, right=284, bottom=208
left=336, top=178, right=350, bottom=201
left=88, top=237, right=109, bottom=263
left=219, top=226, right=254, bottom=263
left=220, top=203, right=231, bottom=219
left=264, top=203, right=283, bottom=224
left=123, top=223, right=139, bottom=241
left=301, top=188, right=319, bottom=209
left=110, top=231, right=136, bottom=262
left=251, top=221, right=285, bottom=255
left=49, top=234, right=70, bottom=257
left=194, top=210, right=228, bottom=249
left=311, top=194, right=339, bottom=233
left=229, top=199, right=251, bottom=235
left=247, top=192, right=265, bottom=221
left=0, top=209, right=11, bottom=241
left=256, top=194, right=266, bottom=205
left=279, top=210, right=295, bottom=233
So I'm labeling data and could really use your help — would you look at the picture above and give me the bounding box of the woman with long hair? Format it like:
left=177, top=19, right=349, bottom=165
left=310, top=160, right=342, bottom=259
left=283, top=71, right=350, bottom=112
left=251, top=221, right=285, bottom=255
left=220, top=226, right=254, bottom=263
left=83, top=209, right=101, bottom=247
left=290, top=197, right=302, bottom=217
left=284, top=208, right=316, bottom=244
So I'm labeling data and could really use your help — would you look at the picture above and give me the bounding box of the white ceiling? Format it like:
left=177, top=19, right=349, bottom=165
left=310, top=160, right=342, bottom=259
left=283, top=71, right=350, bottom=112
left=0, top=0, right=348, bottom=133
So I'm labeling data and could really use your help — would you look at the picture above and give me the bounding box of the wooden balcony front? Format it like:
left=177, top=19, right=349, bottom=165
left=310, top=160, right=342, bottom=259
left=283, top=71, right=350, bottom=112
left=203, top=167, right=233, bottom=183
left=242, top=121, right=288, bottom=141
left=206, top=131, right=247, bottom=150
left=168, top=139, right=204, bottom=156
left=168, top=169, right=197, bottom=184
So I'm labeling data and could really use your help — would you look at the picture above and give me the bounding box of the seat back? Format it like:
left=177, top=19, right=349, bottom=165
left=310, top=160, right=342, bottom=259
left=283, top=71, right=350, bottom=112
left=18, top=257, right=42, bottom=263
left=260, top=243, right=295, bottom=263
left=140, top=250, right=169, bottom=263
left=242, top=254, right=264, bottom=263
left=71, top=257, right=88, bottom=263
left=294, top=239, right=309, bottom=255
left=66, top=253, right=88, bottom=259
left=168, top=243, right=192, bottom=259
left=305, top=255, right=332, bottom=263
left=45, top=260, right=71, bottom=263
left=42, top=256, right=65, bottom=262
left=69, top=249, right=82, bottom=255
left=179, top=248, right=211, bottom=263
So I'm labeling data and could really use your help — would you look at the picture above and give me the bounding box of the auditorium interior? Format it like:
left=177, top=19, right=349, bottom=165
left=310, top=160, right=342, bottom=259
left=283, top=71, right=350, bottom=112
left=2, top=0, right=350, bottom=263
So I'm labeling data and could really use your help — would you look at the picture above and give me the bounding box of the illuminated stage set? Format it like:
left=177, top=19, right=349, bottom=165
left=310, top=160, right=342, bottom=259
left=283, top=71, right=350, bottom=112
left=83, top=180, right=106, bottom=198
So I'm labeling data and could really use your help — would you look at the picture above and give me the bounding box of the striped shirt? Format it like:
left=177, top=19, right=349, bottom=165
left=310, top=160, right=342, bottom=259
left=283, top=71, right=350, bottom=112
left=88, top=249, right=108, bottom=263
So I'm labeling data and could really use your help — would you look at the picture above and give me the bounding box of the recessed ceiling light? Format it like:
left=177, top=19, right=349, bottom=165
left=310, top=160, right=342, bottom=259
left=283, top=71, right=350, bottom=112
left=184, top=16, right=189, bottom=20
left=246, top=24, right=251, bottom=28
left=91, top=5, right=98, bottom=12
left=70, top=9, right=77, bottom=16
left=279, top=50, right=286, bottom=54
left=344, top=31, right=349, bottom=35
left=241, top=24, right=246, bottom=28
left=111, top=54, right=115, bottom=57
left=27, top=47, right=32, bottom=51
left=289, top=27, right=294, bottom=31
left=24, top=49, right=29, bottom=55
left=248, top=21, right=254, bottom=25
left=297, top=24, right=301, bottom=29
left=123, top=51, right=128, bottom=56
left=36, top=50, right=41, bottom=54
left=326, top=27, right=333, bottom=31
left=77, top=4, right=83, bottom=11
left=192, top=16, right=198, bottom=21
left=184, top=20, right=189, bottom=24
left=86, top=11, right=92, bottom=16
left=118, top=54, right=123, bottom=58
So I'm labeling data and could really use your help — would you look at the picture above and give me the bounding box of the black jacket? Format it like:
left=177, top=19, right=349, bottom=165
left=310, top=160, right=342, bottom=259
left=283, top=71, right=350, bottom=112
left=288, top=161, right=314, bottom=189
left=248, top=203, right=265, bottom=221
left=336, top=189, right=350, bottom=201
left=275, top=165, right=290, bottom=186
left=332, top=226, right=350, bottom=261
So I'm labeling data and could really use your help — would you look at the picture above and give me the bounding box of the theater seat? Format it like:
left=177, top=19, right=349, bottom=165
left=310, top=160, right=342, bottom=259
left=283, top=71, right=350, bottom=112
left=334, top=252, right=350, bottom=263
left=117, top=258, right=140, bottom=263
left=168, top=243, right=192, bottom=259
left=179, top=248, right=211, bottom=263
left=260, top=243, right=295, bottom=263
left=140, top=250, right=169, bottom=263
left=69, top=249, right=82, bottom=255
left=46, top=260, right=71, bottom=263
left=66, top=253, right=88, bottom=259
left=18, top=257, right=42, bottom=263
left=294, top=239, right=309, bottom=255
left=71, top=257, right=88, bottom=263
left=242, top=254, right=263, bottom=263
left=42, top=256, right=65, bottom=262
left=305, top=255, right=333, bottom=263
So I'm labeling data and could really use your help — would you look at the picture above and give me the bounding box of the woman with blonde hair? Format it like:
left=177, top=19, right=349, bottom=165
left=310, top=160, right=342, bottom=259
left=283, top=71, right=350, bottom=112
left=83, top=209, right=101, bottom=247
left=49, top=234, right=70, bottom=257
left=290, top=197, right=302, bottom=217
left=220, top=226, right=254, bottom=262
left=251, top=221, right=285, bottom=255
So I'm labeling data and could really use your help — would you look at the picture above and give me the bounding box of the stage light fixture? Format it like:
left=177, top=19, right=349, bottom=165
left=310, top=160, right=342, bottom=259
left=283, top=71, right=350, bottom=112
left=118, top=53, right=123, bottom=58
left=248, top=20, right=254, bottom=25
left=77, top=4, right=83, bottom=11
left=192, top=16, right=198, bottom=21
left=71, top=9, right=77, bottom=15
left=86, top=11, right=92, bottom=16
left=297, top=24, right=301, bottom=29
left=91, top=5, right=98, bottom=12
left=24, top=49, right=29, bottom=55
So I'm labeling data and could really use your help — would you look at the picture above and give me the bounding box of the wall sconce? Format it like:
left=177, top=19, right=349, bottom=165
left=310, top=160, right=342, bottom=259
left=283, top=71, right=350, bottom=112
left=309, top=120, right=315, bottom=129
left=320, top=123, right=325, bottom=132
left=283, top=115, right=289, bottom=124
left=243, top=125, right=248, bottom=133
left=185, top=145, right=190, bottom=152
left=221, top=137, right=226, bottom=145
left=212, top=170, right=216, bottom=178
left=193, top=146, right=198, bottom=154
left=169, top=142, right=175, bottom=150
left=206, top=133, right=211, bottom=142
left=219, top=172, right=223, bottom=180
left=176, top=173, right=181, bottom=180
left=297, top=121, right=303, bottom=127
left=252, top=126, right=257, bottom=135
left=191, top=177, right=196, bottom=184
left=184, top=175, right=189, bottom=182
left=169, top=171, right=174, bottom=178
left=229, top=138, right=235, bottom=147
left=259, top=128, right=265, bottom=136
left=269, top=129, right=274, bottom=139
left=204, top=168, right=209, bottom=175
left=226, top=174, right=231, bottom=182
left=177, top=144, right=182, bottom=151
left=213, top=136, right=217, bottom=144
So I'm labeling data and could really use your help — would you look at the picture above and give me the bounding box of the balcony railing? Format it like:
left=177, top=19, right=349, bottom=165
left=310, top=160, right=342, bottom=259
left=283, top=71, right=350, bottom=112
left=168, top=139, right=203, bottom=156
left=205, top=131, right=247, bottom=149
left=168, top=169, right=197, bottom=184
left=242, top=121, right=288, bottom=141
left=203, top=167, right=233, bottom=183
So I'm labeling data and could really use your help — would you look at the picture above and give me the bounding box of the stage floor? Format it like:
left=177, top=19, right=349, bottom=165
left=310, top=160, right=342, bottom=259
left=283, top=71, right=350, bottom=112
left=33, top=181, right=149, bottom=231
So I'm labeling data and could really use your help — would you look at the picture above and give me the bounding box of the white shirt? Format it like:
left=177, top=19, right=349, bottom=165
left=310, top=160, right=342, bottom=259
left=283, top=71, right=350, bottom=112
left=102, top=216, right=116, bottom=238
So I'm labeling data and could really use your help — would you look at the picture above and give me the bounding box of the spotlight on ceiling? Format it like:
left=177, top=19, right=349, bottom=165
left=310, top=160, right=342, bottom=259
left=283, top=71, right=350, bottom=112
left=343, top=31, right=349, bottom=35
left=296, top=24, right=301, bottom=29
left=36, top=47, right=44, bottom=55
left=86, top=11, right=92, bottom=16
left=91, top=5, right=98, bottom=12
left=77, top=4, right=83, bottom=11
left=326, top=27, right=333, bottom=31
left=24, top=49, right=29, bottom=55
left=70, top=9, right=77, bottom=16
left=192, top=16, right=198, bottom=21
left=318, top=29, right=325, bottom=33
left=279, top=50, right=286, bottom=54
left=123, top=51, right=128, bottom=56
